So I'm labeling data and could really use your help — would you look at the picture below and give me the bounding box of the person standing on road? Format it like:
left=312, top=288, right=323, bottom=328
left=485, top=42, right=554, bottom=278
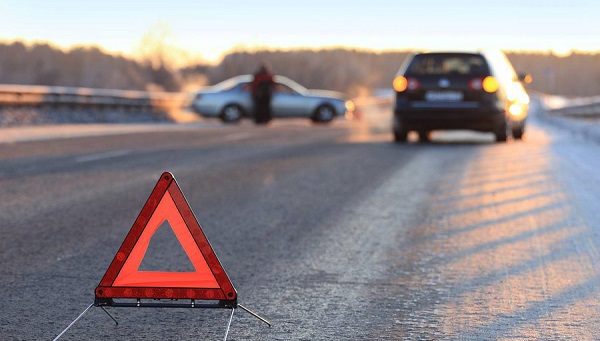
left=250, top=63, right=275, bottom=125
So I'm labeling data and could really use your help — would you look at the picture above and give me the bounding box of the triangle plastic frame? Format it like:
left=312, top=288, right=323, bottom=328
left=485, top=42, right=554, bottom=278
left=95, top=172, right=236, bottom=306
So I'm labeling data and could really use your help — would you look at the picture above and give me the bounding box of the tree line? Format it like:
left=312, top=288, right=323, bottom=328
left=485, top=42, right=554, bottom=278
left=0, top=41, right=180, bottom=91
left=1, top=41, right=599, bottom=97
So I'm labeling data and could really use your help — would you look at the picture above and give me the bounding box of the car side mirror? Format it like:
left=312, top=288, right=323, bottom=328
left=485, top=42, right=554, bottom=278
left=518, top=73, right=533, bottom=84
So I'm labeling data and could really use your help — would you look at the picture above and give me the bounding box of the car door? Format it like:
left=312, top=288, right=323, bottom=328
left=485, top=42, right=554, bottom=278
left=271, top=83, right=306, bottom=117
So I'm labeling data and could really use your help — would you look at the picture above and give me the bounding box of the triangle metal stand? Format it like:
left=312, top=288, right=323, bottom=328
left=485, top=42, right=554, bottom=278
left=53, top=300, right=270, bottom=341
left=222, top=305, right=272, bottom=341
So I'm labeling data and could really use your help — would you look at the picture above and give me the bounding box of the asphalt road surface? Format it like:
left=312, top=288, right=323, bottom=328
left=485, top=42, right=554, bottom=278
left=1, top=102, right=599, bottom=340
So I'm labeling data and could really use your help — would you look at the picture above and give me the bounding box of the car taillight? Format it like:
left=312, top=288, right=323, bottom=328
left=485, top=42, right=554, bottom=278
left=393, top=77, right=420, bottom=92
left=345, top=100, right=355, bottom=112
left=407, top=78, right=420, bottom=90
left=482, top=76, right=499, bottom=93
left=470, top=77, right=498, bottom=93
left=469, top=78, right=483, bottom=90
left=393, top=76, right=408, bottom=92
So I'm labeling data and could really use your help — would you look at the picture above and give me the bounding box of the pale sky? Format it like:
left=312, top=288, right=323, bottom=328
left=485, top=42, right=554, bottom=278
left=1, top=0, right=598, bottom=63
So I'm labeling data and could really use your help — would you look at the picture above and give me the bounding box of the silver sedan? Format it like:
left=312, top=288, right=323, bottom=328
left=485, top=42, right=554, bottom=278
left=191, top=75, right=355, bottom=123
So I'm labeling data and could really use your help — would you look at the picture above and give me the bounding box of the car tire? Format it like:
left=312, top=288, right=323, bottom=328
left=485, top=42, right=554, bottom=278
left=312, top=105, right=335, bottom=123
left=393, top=129, right=408, bottom=142
left=220, top=104, right=244, bottom=123
left=418, top=131, right=431, bottom=143
left=494, top=120, right=508, bottom=142
left=512, top=125, right=524, bottom=140
left=495, top=131, right=507, bottom=142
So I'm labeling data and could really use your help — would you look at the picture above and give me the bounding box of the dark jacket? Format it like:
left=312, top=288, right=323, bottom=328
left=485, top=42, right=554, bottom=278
left=251, top=72, right=274, bottom=99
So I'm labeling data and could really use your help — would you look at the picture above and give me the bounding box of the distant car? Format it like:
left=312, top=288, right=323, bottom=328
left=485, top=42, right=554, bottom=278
left=392, top=50, right=530, bottom=142
left=192, top=75, right=354, bottom=123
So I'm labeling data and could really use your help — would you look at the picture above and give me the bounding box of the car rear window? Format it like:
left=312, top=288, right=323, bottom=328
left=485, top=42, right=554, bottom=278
left=406, top=54, right=490, bottom=76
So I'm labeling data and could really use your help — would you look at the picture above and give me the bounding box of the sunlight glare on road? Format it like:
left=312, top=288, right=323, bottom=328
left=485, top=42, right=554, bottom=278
left=382, top=125, right=599, bottom=338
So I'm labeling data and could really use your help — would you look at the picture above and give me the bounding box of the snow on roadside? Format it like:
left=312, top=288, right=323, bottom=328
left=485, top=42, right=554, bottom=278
left=0, top=107, right=172, bottom=127
left=530, top=93, right=600, bottom=143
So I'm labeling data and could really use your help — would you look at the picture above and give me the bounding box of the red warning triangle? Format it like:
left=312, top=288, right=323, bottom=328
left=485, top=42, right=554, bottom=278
left=95, top=172, right=236, bottom=303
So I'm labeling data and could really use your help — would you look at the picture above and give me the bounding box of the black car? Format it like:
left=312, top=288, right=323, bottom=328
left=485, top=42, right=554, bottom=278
left=392, top=50, right=530, bottom=142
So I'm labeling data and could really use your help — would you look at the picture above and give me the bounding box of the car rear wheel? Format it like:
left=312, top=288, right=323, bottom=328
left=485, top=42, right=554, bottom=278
left=220, top=104, right=243, bottom=123
left=312, top=105, right=335, bottom=123
left=512, top=125, right=524, bottom=140
left=418, top=131, right=431, bottom=143
left=495, top=129, right=507, bottom=142
left=393, top=129, right=408, bottom=142
left=494, top=120, right=508, bottom=142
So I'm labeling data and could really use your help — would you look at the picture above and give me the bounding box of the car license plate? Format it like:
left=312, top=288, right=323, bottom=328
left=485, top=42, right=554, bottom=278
left=425, top=91, right=463, bottom=101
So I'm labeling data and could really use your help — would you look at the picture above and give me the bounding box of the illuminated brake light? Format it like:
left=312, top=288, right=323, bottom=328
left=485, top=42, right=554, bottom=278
left=482, top=76, right=499, bottom=93
left=393, top=76, right=408, bottom=92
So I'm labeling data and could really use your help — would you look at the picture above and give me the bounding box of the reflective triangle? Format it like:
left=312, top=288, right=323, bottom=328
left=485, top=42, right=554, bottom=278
left=112, top=191, right=218, bottom=288
left=95, top=172, right=236, bottom=302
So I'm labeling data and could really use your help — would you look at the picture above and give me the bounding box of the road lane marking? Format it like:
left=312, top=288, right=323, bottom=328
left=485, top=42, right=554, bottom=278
left=75, top=150, right=131, bottom=163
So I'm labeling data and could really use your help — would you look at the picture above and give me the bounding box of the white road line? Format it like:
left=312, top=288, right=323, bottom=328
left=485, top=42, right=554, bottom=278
left=75, top=150, right=131, bottom=163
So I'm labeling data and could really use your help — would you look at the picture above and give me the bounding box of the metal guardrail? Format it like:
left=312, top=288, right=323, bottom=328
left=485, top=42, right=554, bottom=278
left=0, top=84, right=597, bottom=120
left=540, top=93, right=600, bottom=118
left=0, top=84, right=193, bottom=113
